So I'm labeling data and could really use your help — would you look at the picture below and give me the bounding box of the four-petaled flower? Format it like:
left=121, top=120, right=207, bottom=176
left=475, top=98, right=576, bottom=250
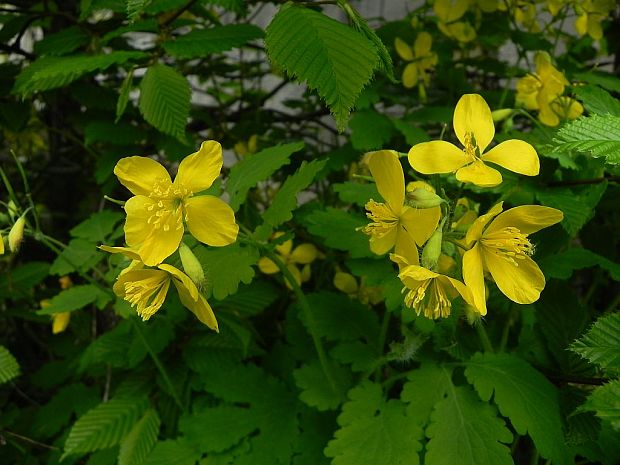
left=114, top=141, right=238, bottom=266
left=408, top=94, right=540, bottom=187
left=257, top=233, right=318, bottom=287
left=462, top=202, right=563, bottom=314
left=394, top=32, right=438, bottom=90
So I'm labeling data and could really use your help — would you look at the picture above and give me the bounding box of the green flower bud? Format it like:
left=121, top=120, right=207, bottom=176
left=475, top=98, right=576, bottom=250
left=179, top=243, right=206, bottom=289
left=406, top=188, right=445, bottom=208
left=421, top=228, right=443, bottom=270
left=491, top=108, right=513, bottom=122
left=8, top=215, right=26, bottom=252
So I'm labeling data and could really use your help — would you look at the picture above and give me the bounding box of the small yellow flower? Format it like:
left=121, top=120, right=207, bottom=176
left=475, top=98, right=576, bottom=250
left=462, top=202, right=563, bottom=314
left=513, top=1, right=540, bottom=32
left=114, top=141, right=238, bottom=266
left=394, top=32, right=438, bottom=89
left=257, top=233, right=318, bottom=287
left=59, top=276, right=73, bottom=289
left=100, top=245, right=218, bottom=329
left=333, top=271, right=383, bottom=305
left=575, top=0, right=614, bottom=41
left=408, top=94, right=540, bottom=187
left=362, top=150, right=441, bottom=261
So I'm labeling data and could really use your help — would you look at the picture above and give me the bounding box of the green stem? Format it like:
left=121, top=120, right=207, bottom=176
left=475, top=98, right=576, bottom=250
left=130, top=318, right=184, bottom=410
left=499, top=305, right=519, bottom=352
left=475, top=322, right=494, bottom=353
left=10, top=150, right=40, bottom=232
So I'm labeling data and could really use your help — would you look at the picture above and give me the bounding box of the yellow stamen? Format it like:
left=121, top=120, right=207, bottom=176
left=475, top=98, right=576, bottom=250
left=481, top=226, right=534, bottom=265
left=363, top=200, right=399, bottom=238
left=124, top=274, right=170, bottom=320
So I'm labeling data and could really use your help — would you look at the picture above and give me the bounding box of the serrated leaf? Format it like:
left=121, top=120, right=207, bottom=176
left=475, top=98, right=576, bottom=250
left=539, top=247, right=620, bottom=281
left=333, top=182, right=379, bottom=207
left=34, top=26, right=90, bottom=56
left=465, top=352, right=571, bottom=465
left=13, top=51, right=146, bottom=96
left=571, top=313, right=620, bottom=374
left=294, top=360, right=353, bottom=411
left=573, top=85, right=620, bottom=117
left=227, top=142, right=304, bottom=210
left=0, top=345, right=20, bottom=384
left=580, top=380, right=620, bottom=431
left=553, top=114, right=620, bottom=164
left=164, top=24, right=263, bottom=58
left=349, top=110, right=394, bottom=150
left=265, top=5, right=378, bottom=131
left=426, top=385, right=513, bottom=465
left=325, top=381, right=422, bottom=465
left=139, top=64, right=190, bottom=141
left=143, top=438, right=201, bottom=465
left=62, top=397, right=149, bottom=459
left=401, top=364, right=453, bottom=425
left=194, top=243, right=259, bottom=300
left=38, top=284, right=112, bottom=315
left=574, top=71, right=620, bottom=93
left=217, top=281, right=278, bottom=316
left=253, top=159, right=327, bottom=240
left=118, top=409, right=160, bottom=465
left=300, top=207, right=372, bottom=258
left=127, top=0, right=152, bottom=22
left=70, top=210, right=123, bottom=242
left=85, top=121, right=147, bottom=147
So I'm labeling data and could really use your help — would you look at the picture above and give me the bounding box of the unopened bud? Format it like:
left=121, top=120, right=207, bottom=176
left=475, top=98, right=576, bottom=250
left=492, top=108, right=513, bottom=122
left=179, top=243, right=206, bottom=289
left=8, top=215, right=26, bottom=252
left=407, top=188, right=445, bottom=208
left=52, top=312, right=71, bottom=334
left=421, top=228, right=443, bottom=270
left=0, top=233, right=4, bottom=255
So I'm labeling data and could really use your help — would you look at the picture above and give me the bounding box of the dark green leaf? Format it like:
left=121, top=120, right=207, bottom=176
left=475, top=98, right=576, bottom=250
left=164, top=24, right=263, bottom=58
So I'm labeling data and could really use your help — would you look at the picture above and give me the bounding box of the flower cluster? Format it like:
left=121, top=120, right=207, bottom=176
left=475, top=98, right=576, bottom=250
left=100, top=141, right=239, bottom=329
left=362, top=94, right=563, bottom=320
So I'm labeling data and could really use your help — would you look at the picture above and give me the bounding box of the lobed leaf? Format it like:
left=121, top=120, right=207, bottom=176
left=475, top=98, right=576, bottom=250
left=580, top=380, right=620, bottom=432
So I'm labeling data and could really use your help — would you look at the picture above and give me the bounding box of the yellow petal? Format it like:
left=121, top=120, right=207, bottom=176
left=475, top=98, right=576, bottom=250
left=0, top=233, right=4, bottom=255
left=399, top=264, right=439, bottom=283
left=402, top=63, right=418, bottom=88
left=173, top=280, right=218, bottom=330
left=369, top=226, right=398, bottom=255
left=456, top=160, right=503, bottom=187
left=408, top=141, right=469, bottom=174
left=395, top=226, right=420, bottom=265
left=483, top=251, right=545, bottom=304
left=367, top=150, right=405, bottom=213
left=114, top=156, right=172, bottom=197
left=465, top=201, right=504, bottom=245
left=400, top=206, right=441, bottom=246
left=275, top=237, right=293, bottom=257
left=453, top=94, right=495, bottom=152
left=414, top=32, right=433, bottom=56
left=587, top=15, right=603, bottom=40
left=158, top=263, right=199, bottom=301
left=462, top=243, right=487, bottom=315
left=257, top=256, right=279, bottom=274
left=575, top=13, right=588, bottom=37
left=437, top=274, right=473, bottom=306
left=124, top=196, right=184, bottom=266
left=113, top=268, right=171, bottom=320
left=516, top=75, right=541, bottom=110
left=287, top=264, right=303, bottom=287
left=300, top=264, right=312, bottom=282
left=485, top=205, right=563, bottom=235
left=394, top=37, right=414, bottom=61
left=449, top=21, right=476, bottom=42
left=173, top=140, right=223, bottom=194
left=482, top=139, right=540, bottom=176
left=434, top=0, right=469, bottom=22
left=538, top=101, right=560, bottom=127
left=290, top=243, right=318, bottom=264
left=334, top=272, right=359, bottom=294
left=184, top=195, right=238, bottom=247
left=52, top=312, right=71, bottom=334
left=98, top=245, right=142, bottom=261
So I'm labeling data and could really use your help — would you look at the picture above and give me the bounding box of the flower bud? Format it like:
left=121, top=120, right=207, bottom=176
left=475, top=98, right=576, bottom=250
left=52, top=312, right=71, bottom=334
left=179, top=243, right=206, bottom=289
left=421, top=228, right=443, bottom=270
left=8, top=215, right=26, bottom=252
left=407, top=188, right=445, bottom=208
left=491, top=108, right=513, bottom=122
left=0, top=233, right=4, bottom=255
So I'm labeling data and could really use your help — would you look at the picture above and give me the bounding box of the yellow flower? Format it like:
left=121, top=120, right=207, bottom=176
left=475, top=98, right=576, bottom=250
left=462, top=202, right=563, bottom=314
left=394, top=32, right=438, bottom=89
left=100, top=245, right=218, bottom=330
left=114, top=141, right=238, bottom=266
left=333, top=271, right=383, bottom=305
left=408, top=94, right=540, bottom=187
left=257, top=233, right=318, bottom=287
left=8, top=215, right=26, bottom=252
left=437, top=21, right=477, bottom=43
left=434, top=0, right=477, bottom=42
left=52, top=312, right=71, bottom=334
left=362, top=150, right=441, bottom=262
left=575, top=0, right=614, bottom=40
left=549, top=96, right=584, bottom=123
left=513, top=1, right=540, bottom=32
left=234, top=134, right=258, bottom=157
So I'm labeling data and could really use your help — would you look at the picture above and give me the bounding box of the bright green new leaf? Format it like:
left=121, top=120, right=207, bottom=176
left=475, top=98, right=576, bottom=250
left=265, top=5, right=379, bottom=131
left=554, top=114, right=620, bottom=165
left=139, top=64, right=190, bottom=141
left=0, top=345, right=20, bottom=384
left=118, top=409, right=161, bottom=465
left=465, top=353, right=572, bottom=465
left=164, top=24, right=264, bottom=58
left=580, top=380, right=620, bottom=431
left=571, top=312, right=620, bottom=374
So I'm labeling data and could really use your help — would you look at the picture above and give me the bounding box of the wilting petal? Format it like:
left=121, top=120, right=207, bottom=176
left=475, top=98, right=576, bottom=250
left=482, top=139, right=540, bottom=176
left=485, top=205, right=563, bottom=235
left=334, top=272, right=359, bottom=294
left=484, top=251, right=545, bottom=304
left=257, top=257, right=279, bottom=274
left=184, top=195, right=238, bottom=247
left=369, top=225, right=398, bottom=255
left=402, top=63, right=418, bottom=88
left=453, top=94, right=495, bottom=151
left=158, top=264, right=199, bottom=301
left=173, top=140, right=223, bottom=194
left=394, top=37, right=413, bottom=61
left=408, top=141, right=469, bottom=174
left=462, top=243, right=487, bottom=315
left=456, top=160, right=502, bottom=187
left=290, top=243, right=318, bottom=264
left=114, top=157, right=172, bottom=198
left=400, top=205, right=441, bottom=246
left=465, top=202, right=504, bottom=245
left=173, top=279, right=218, bottom=330
left=124, top=196, right=184, bottom=266
left=367, top=150, right=405, bottom=213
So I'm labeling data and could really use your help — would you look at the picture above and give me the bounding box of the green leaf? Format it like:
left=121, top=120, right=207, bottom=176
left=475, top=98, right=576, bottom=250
left=401, top=364, right=453, bottom=426
left=333, top=182, right=379, bottom=207
left=38, top=284, right=112, bottom=315
left=325, top=381, right=422, bottom=465
left=217, top=281, right=279, bottom=316
left=0, top=261, right=49, bottom=299
left=227, top=141, right=304, bottom=210
left=34, top=26, right=90, bottom=56
left=300, top=207, right=372, bottom=258
left=194, top=243, right=259, bottom=300
left=62, top=397, right=149, bottom=459
left=253, top=159, right=327, bottom=240
left=127, top=0, right=152, bottom=22
left=425, top=385, right=513, bottom=465
left=571, top=313, right=620, bottom=374
left=164, top=24, right=263, bottom=58
left=116, top=68, right=135, bottom=122
left=265, top=5, right=378, bottom=131
left=13, top=51, right=146, bottom=96
left=294, top=360, right=353, bottom=411
left=139, top=64, right=190, bottom=141
left=85, top=121, right=147, bottom=147
left=118, top=409, right=161, bottom=465
left=574, top=71, right=620, bottom=93
left=392, top=119, right=430, bottom=145
left=143, top=438, right=202, bottom=465
left=465, top=352, right=571, bottom=465
left=349, top=110, right=394, bottom=151
left=331, top=341, right=378, bottom=373
left=553, top=114, right=620, bottom=164
left=536, top=182, right=607, bottom=236
left=0, top=345, right=20, bottom=384
left=573, top=85, right=620, bottom=117
left=49, top=238, right=105, bottom=275
left=540, top=247, right=620, bottom=281
left=581, top=380, right=620, bottom=431
left=70, top=210, right=123, bottom=242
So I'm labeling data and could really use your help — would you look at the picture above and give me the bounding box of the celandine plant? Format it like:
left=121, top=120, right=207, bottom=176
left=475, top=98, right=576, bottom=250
left=0, top=1, right=619, bottom=465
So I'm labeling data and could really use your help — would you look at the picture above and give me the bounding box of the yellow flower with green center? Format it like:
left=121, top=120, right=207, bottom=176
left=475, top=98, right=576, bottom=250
left=257, top=233, right=318, bottom=287
left=394, top=32, right=438, bottom=89
left=114, top=141, right=238, bottom=266
left=362, top=150, right=440, bottom=262
left=408, top=94, right=540, bottom=187
left=462, top=202, right=563, bottom=314
left=100, top=245, right=218, bottom=330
